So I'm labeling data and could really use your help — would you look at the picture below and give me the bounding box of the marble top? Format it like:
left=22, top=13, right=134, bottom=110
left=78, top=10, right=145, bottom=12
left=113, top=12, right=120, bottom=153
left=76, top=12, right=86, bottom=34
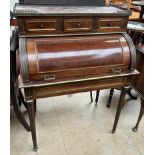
left=13, top=4, right=131, bottom=16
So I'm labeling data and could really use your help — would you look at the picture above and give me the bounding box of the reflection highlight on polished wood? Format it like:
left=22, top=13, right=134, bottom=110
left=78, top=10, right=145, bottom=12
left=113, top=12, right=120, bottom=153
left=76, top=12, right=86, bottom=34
left=22, top=34, right=131, bottom=84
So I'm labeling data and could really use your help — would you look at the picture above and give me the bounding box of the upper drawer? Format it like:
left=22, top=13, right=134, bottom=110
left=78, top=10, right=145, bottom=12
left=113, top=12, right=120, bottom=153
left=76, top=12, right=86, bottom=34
left=97, top=17, right=126, bottom=33
left=25, top=18, right=58, bottom=34
left=64, top=18, right=93, bottom=33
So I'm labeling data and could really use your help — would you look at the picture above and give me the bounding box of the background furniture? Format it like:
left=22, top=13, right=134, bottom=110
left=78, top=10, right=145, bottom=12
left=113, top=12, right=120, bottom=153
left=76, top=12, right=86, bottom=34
left=10, top=26, right=30, bottom=131
left=131, top=1, right=144, bottom=22
left=127, top=21, right=144, bottom=45
left=105, top=0, right=143, bottom=21
left=132, top=44, right=144, bottom=131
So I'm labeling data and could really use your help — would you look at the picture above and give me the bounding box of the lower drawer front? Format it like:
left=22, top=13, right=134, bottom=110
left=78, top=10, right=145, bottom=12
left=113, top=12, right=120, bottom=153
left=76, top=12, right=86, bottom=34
left=24, top=76, right=129, bottom=100
left=64, top=18, right=93, bottom=33
left=97, top=18, right=125, bottom=33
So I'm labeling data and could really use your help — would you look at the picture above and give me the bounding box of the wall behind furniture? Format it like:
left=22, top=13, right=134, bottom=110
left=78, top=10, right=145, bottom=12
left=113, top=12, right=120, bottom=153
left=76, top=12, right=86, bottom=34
left=10, top=0, right=18, bottom=11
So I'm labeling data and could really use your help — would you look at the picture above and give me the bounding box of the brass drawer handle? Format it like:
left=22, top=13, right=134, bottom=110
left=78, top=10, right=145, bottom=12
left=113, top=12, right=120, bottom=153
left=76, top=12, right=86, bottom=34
left=44, top=74, right=55, bottom=81
left=76, top=23, right=81, bottom=28
left=112, top=68, right=122, bottom=73
left=108, top=23, right=113, bottom=27
left=40, top=24, right=44, bottom=28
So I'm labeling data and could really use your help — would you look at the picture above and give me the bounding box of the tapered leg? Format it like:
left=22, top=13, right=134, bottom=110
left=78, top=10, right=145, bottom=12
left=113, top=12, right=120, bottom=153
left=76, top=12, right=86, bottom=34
left=95, top=90, right=100, bottom=105
left=90, top=91, right=93, bottom=102
left=132, top=98, right=144, bottom=132
left=112, top=88, right=127, bottom=133
left=107, top=88, right=114, bottom=108
left=27, top=101, right=38, bottom=151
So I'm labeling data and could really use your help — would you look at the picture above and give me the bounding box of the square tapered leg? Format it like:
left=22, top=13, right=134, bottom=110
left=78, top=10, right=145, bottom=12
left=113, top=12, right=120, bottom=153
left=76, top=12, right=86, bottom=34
left=112, top=87, right=127, bottom=133
left=27, top=100, right=38, bottom=151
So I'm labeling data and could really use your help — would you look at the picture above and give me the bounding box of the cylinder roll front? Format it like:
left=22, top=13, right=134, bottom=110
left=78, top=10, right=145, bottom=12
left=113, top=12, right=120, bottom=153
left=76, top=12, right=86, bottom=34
left=19, top=34, right=136, bottom=84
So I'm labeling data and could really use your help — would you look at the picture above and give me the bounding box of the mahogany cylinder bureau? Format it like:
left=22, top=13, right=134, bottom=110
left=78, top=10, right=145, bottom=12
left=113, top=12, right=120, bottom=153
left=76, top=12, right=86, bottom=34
left=13, top=3, right=138, bottom=151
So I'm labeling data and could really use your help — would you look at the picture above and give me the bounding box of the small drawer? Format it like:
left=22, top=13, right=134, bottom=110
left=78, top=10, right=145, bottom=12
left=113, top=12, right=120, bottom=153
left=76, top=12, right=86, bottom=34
left=97, top=18, right=125, bottom=33
left=99, top=20, right=121, bottom=28
left=26, top=18, right=58, bottom=33
left=64, top=18, right=93, bottom=33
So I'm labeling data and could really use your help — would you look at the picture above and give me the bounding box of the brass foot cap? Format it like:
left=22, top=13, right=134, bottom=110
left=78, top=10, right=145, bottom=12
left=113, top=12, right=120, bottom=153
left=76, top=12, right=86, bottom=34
left=132, top=127, right=138, bottom=132
left=112, top=129, right=115, bottom=134
left=33, top=146, right=38, bottom=151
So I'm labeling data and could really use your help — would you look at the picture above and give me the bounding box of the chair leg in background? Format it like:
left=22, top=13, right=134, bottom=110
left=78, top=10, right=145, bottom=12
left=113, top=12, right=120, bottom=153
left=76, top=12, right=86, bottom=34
left=107, top=88, right=114, bottom=108
left=90, top=91, right=93, bottom=102
left=95, top=90, right=100, bottom=105
left=132, top=98, right=144, bottom=132
left=11, top=96, right=30, bottom=131
left=127, top=87, right=137, bottom=100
